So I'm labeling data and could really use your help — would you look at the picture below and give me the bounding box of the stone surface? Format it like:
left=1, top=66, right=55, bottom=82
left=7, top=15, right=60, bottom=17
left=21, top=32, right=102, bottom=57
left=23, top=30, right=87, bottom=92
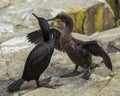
left=0, top=36, right=34, bottom=80
left=0, top=0, right=116, bottom=39
left=0, top=27, right=120, bottom=96
left=106, top=0, right=120, bottom=20
left=0, top=0, right=120, bottom=96
left=44, top=0, right=116, bottom=34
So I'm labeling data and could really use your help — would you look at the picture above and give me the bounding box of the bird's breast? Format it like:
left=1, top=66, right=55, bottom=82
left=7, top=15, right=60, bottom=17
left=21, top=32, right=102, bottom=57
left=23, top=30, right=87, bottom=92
left=60, top=34, right=73, bottom=49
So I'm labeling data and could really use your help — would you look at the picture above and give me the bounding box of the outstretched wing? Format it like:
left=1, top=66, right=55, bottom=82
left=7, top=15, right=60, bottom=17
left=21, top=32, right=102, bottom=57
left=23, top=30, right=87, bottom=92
left=27, top=30, right=43, bottom=44
left=26, top=27, right=63, bottom=51
left=50, top=27, right=63, bottom=51
left=82, top=40, right=112, bottom=71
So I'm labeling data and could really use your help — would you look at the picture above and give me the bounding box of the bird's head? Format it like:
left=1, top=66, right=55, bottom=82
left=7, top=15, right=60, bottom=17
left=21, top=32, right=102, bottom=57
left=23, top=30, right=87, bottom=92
left=32, top=13, right=49, bottom=28
left=32, top=13, right=50, bottom=41
left=47, top=12, right=72, bottom=24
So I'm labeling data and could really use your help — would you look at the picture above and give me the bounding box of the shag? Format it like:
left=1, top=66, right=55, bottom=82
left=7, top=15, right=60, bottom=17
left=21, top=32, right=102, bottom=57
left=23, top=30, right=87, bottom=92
left=27, top=12, right=113, bottom=80
left=7, top=13, right=58, bottom=92
left=47, top=12, right=113, bottom=79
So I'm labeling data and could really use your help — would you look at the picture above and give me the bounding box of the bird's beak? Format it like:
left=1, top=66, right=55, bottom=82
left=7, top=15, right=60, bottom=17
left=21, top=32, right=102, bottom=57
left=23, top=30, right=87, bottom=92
left=32, top=13, right=39, bottom=20
left=47, top=17, right=56, bottom=21
left=47, top=17, right=61, bottom=23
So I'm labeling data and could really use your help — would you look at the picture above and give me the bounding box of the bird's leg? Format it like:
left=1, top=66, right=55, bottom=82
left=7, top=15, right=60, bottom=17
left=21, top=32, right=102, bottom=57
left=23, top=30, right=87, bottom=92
left=35, top=78, right=55, bottom=89
left=72, top=65, right=79, bottom=73
left=81, top=68, right=91, bottom=80
left=60, top=65, right=84, bottom=78
left=36, top=79, right=40, bottom=87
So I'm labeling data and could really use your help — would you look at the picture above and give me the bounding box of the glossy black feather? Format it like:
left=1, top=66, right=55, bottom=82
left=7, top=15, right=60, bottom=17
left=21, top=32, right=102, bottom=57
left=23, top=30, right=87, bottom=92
left=26, top=13, right=112, bottom=80
left=7, top=78, right=24, bottom=92
left=27, top=30, right=43, bottom=44
left=22, top=40, right=54, bottom=80
left=27, top=27, right=63, bottom=51
left=7, top=15, right=54, bottom=92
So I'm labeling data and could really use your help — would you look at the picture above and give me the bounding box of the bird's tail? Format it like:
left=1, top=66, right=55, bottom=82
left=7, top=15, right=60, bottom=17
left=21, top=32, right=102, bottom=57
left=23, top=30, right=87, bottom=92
left=7, top=78, right=24, bottom=92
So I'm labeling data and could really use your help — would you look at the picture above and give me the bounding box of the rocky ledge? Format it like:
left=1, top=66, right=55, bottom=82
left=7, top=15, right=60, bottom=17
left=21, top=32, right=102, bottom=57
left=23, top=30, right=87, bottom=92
left=0, top=0, right=120, bottom=96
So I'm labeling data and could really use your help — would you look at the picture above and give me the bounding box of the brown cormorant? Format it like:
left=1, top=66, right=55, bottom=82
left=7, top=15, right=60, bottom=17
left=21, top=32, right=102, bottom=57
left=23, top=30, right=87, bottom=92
left=7, top=13, right=60, bottom=92
left=27, top=12, right=113, bottom=80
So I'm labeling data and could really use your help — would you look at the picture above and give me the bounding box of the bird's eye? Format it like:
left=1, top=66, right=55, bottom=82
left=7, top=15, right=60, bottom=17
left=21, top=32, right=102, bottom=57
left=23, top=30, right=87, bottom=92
left=56, top=16, right=61, bottom=19
left=57, top=16, right=60, bottom=19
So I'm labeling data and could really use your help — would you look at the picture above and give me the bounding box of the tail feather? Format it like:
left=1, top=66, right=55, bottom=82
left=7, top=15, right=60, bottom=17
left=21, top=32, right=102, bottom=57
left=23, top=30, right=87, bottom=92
left=7, top=78, right=24, bottom=92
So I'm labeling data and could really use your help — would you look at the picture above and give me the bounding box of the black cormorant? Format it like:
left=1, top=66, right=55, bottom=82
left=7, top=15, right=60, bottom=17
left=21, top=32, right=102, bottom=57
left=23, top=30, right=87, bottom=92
left=7, top=13, right=59, bottom=92
left=27, top=12, right=113, bottom=80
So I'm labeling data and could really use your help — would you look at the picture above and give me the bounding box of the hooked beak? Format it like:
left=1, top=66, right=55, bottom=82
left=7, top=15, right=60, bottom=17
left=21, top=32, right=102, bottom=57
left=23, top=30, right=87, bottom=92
left=47, top=17, right=56, bottom=21
left=47, top=17, right=61, bottom=23
left=32, top=13, right=39, bottom=20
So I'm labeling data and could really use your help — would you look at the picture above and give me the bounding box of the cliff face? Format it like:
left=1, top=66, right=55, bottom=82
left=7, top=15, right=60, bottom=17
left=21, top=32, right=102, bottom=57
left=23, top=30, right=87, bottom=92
left=0, top=0, right=120, bottom=96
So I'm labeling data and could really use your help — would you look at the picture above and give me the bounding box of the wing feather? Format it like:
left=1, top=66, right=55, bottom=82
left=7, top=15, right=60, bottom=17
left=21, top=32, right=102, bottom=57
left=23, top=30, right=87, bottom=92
left=26, top=27, right=63, bottom=51
left=50, top=27, right=63, bottom=51
left=82, top=40, right=112, bottom=71
left=27, top=30, right=43, bottom=44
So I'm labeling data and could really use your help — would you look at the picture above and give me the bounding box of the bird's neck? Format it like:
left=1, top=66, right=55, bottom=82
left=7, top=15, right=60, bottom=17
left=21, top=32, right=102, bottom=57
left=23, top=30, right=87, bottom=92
left=64, top=18, right=74, bottom=35
left=42, top=29, right=52, bottom=41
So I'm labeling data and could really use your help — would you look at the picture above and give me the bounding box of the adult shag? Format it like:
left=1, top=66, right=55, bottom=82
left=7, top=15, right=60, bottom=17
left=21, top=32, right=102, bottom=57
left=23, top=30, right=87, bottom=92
left=27, top=12, right=112, bottom=80
left=7, top=13, right=61, bottom=92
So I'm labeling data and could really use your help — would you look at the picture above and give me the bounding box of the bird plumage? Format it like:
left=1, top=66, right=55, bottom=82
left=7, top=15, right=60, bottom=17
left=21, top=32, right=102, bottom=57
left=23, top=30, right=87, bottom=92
left=7, top=13, right=55, bottom=92
left=27, top=12, right=113, bottom=80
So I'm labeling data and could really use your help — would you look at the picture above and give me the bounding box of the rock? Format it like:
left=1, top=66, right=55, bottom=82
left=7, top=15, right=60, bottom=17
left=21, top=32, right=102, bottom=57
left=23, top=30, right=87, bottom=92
left=0, top=36, right=34, bottom=80
left=0, top=0, right=120, bottom=96
left=0, top=0, right=11, bottom=10
left=0, top=27, right=120, bottom=96
left=106, top=0, right=120, bottom=21
left=90, top=27, right=120, bottom=42
left=90, top=27, right=120, bottom=49
left=44, top=0, right=115, bottom=34
left=0, top=0, right=116, bottom=40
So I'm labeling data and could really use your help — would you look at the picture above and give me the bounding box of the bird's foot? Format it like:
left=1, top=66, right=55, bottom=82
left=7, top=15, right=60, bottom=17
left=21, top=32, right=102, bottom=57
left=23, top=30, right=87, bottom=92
left=81, top=70, right=91, bottom=80
left=90, top=63, right=99, bottom=70
left=39, top=77, right=52, bottom=85
left=60, top=71, right=84, bottom=78
left=37, top=83, right=55, bottom=89
left=36, top=77, right=55, bottom=89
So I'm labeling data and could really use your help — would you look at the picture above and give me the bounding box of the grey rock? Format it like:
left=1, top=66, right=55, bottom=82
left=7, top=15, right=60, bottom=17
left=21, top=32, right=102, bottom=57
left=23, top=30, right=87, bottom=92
left=0, top=0, right=120, bottom=96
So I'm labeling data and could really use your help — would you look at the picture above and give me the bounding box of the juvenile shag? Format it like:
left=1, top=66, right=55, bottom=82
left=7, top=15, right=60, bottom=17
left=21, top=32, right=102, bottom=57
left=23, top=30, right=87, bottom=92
left=27, top=13, right=113, bottom=80
left=7, top=13, right=58, bottom=92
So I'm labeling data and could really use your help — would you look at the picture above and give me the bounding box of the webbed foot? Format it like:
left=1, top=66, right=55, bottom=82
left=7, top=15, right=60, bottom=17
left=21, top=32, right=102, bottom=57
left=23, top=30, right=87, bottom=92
left=81, top=69, right=91, bottom=80
left=60, top=71, right=84, bottom=78
left=90, top=64, right=99, bottom=70
left=38, top=84, right=55, bottom=89
left=36, top=77, right=55, bottom=89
